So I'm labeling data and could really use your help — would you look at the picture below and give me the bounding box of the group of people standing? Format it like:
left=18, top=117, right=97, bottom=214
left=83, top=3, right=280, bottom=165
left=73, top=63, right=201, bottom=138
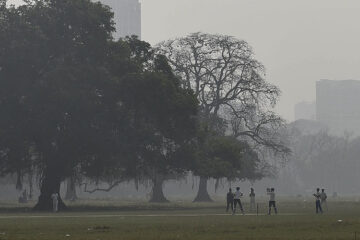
left=313, top=188, right=327, bottom=214
left=226, top=187, right=328, bottom=215
left=226, top=187, right=245, bottom=214
left=226, top=187, right=277, bottom=215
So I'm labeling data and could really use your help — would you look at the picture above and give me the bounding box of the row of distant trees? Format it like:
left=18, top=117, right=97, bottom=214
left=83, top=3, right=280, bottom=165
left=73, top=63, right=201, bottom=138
left=0, top=0, right=288, bottom=211
left=284, top=121, right=360, bottom=194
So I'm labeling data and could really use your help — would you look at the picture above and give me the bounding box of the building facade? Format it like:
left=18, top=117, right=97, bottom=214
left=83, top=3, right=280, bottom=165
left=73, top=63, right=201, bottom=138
left=316, top=79, right=360, bottom=135
left=101, top=0, right=141, bottom=39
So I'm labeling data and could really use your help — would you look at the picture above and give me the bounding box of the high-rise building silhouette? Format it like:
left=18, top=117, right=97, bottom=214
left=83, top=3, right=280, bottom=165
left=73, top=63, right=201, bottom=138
left=316, top=79, right=360, bottom=135
left=100, top=0, right=141, bottom=39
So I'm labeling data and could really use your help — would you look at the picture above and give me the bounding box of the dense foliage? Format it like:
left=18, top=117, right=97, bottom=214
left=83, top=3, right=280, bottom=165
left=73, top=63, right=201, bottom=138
left=0, top=0, right=285, bottom=208
left=0, top=0, right=198, bottom=209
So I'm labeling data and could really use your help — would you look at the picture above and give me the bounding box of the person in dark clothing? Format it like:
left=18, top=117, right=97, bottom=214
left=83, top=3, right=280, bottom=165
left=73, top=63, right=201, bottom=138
left=313, top=188, right=323, bottom=214
left=226, top=188, right=234, bottom=212
left=249, top=188, right=256, bottom=212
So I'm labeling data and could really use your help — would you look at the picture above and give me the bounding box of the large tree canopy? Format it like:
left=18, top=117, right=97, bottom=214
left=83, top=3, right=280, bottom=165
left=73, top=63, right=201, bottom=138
left=157, top=32, right=289, bottom=201
left=0, top=0, right=198, bottom=209
left=0, top=0, right=117, bottom=210
left=192, top=128, right=262, bottom=202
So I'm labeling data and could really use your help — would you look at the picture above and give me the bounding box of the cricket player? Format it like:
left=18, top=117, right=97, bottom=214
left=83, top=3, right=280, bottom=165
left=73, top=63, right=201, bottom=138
left=233, top=187, right=244, bottom=215
left=320, top=189, right=328, bottom=211
left=313, top=188, right=323, bottom=214
left=267, top=188, right=278, bottom=215
left=226, top=188, right=234, bottom=213
left=249, top=188, right=256, bottom=212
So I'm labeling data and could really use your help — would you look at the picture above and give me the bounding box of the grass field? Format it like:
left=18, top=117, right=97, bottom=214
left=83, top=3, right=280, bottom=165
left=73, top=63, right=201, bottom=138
left=0, top=198, right=359, bottom=240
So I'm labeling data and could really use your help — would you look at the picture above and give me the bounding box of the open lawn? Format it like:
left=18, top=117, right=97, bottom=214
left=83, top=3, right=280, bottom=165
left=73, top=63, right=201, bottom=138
left=0, top=199, right=359, bottom=240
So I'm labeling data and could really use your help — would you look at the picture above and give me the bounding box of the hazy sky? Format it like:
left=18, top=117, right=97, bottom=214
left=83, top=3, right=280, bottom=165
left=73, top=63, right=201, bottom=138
left=9, top=0, right=360, bottom=121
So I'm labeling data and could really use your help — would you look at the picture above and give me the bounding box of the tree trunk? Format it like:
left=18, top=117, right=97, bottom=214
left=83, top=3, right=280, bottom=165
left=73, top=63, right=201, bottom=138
left=28, top=172, right=34, bottom=200
left=149, top=174, right=169, bottom=203
left=33, top=167, right=66, bottom=211
left=16, top=171, right=23, bottom=190
left=193, top=176, right=213, bottom=202
left=65, top=176, right=77, bottom=201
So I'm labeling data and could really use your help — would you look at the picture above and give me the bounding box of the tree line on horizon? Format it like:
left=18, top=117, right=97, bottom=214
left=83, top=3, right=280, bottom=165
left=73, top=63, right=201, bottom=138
left=0, top=0, right=288, bottom=211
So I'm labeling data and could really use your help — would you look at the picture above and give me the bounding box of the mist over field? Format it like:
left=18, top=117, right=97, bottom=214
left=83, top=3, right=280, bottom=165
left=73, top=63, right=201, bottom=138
left=1, top=0, right=360, bottom=215
left=3, top=1, right=360, bottom=239
left=8, top=0, right=360, bottom=121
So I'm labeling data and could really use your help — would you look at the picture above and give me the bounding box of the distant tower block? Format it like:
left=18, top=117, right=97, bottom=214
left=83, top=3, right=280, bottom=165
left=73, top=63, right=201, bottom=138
left=316, top=79, right=360, bottom=135
left=101, top=0, right=141, bottom=40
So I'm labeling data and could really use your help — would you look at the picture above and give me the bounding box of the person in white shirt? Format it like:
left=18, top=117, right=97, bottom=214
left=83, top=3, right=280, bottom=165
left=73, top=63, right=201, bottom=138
left=233, top=187, right=244, bottom=215
left=51, top=192, right=59, bottom=212
left=249, top=188, right=256, bottom=212
left=267, top=188, right=277, bottom=215
left=320, top=189, right=328, bottom=211
left=313, top=188, right=323, bottom=214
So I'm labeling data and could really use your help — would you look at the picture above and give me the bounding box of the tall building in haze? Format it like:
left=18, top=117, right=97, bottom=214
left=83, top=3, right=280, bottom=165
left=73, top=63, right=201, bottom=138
left=316, top=79, right=360, bottom=135
left=100, top=0, right=141, bottom=39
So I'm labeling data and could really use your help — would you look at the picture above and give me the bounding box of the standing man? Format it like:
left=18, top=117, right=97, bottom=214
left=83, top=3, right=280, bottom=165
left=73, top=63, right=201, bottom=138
left=249, top=188, right=256, bottom=212
left=233, top=187, right=244, bottom=215
left=51, top=192, right=59, bottom=212
left=313, top=188, right=323, bottom=214
left=267, top=188, right=278, bottom=215
left=320, top=189, right=328, bottom=211
left=226, top=188, right=234, bottom=213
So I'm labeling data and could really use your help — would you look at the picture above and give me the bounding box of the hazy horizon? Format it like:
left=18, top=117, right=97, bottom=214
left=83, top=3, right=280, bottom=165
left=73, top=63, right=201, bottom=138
left=8, top=0, right=360, bottom=121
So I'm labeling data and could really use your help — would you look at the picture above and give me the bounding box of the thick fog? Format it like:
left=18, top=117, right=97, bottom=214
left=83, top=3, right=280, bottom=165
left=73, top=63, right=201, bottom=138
left=8, top=0, right=360, bottom=121
left=4, top=0, right=360, bottom=202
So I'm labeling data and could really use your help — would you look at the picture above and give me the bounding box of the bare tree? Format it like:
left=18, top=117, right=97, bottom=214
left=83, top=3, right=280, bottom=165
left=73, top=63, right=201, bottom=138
left=157, top=32, right=290, bottom=201
left=288, top=128, right=349, bottom=193
left=157, top=32, right=288, bottom=152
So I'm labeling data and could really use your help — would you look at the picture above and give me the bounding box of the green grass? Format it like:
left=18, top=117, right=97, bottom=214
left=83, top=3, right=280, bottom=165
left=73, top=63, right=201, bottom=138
left=0, top=199, right=359, bottom=239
